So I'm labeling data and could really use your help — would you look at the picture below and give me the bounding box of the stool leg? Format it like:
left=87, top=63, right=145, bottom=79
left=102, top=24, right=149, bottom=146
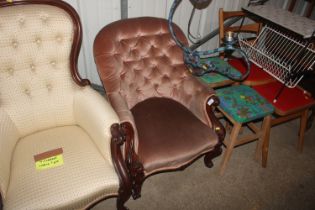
left=220, top=122, right=242, bottom=175
left=298, top=109, right=309, bottom=152
left=258, top=115, right=272, bottom=168
left=255, top=115, right=271, bottom=160
left=225, top=120, right=232, bottom=133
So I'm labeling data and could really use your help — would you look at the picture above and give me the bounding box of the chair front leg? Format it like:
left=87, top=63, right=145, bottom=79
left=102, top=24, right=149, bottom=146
left=204, top=144, right=223, bottom=168
left=206, top=95, right=226, bottom=142
left=120, top=122, right=145, bottom=200
left=111, top=124, right=132, bottom=210
left=112, top=122, right=145, bottom=200
left=204, top=95, right=225, bottom=168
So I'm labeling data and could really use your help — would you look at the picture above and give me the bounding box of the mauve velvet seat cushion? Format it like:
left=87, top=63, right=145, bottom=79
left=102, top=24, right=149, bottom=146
left=131, top=97, right=218, bottom=174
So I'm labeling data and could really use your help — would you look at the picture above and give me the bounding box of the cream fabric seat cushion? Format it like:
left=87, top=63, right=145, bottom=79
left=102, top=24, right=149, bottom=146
left=4, top=125, right=119, bottom=210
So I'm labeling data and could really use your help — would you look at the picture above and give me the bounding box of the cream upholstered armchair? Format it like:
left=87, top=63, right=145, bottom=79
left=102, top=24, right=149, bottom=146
left=0, top=1, right=131, bottom=210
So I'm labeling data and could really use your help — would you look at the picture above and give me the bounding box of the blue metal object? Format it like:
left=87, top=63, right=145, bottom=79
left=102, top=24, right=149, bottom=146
left=168, top=0, right=251, bottom=81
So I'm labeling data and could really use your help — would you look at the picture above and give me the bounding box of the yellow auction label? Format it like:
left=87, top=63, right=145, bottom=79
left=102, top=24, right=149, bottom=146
left=35, top=154, right=64, bottom=170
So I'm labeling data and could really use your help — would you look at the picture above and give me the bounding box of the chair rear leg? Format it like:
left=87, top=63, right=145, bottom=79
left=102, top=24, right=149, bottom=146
left=298, top=109, right=309, bottom=152
left=306, top=106, right=315, bottom=130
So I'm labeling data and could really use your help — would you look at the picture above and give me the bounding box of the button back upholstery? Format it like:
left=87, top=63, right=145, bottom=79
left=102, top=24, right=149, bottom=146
left=0, top=3, right=77, bottom=136
left=96, top=17, right=218, bottom=113
left=94, top=17, right=224, bottom=198
left=0, top=1, right=130, bottom=210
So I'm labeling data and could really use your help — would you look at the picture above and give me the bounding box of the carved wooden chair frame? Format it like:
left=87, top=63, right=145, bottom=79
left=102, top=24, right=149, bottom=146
left=0, top=0, right=132, bottom=209
left=111, top=96, right=225, bottom=200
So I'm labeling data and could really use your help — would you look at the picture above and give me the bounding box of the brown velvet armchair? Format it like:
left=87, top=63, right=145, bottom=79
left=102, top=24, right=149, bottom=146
left=93, top=17, right=225, bottom=199
left=0, top=1, right=131, bottom=209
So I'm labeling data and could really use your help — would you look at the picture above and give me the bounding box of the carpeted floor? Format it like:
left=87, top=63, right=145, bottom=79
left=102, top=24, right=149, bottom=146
left=92, top=119, right=315, bottom=210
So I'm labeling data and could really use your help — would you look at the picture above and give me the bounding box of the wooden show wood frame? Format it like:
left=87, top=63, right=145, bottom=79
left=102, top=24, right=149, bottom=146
left=0, top=0, right=131, bottom=209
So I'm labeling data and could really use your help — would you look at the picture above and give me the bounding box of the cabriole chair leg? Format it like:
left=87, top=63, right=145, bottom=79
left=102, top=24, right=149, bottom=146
left=117, top=188, right=130, bottom=210
left=204, top=144, right=223, bottom=168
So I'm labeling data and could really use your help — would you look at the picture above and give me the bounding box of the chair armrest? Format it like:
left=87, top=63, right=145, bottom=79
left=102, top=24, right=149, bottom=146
left=73, top=87, right=120, bottom=163
left=74, top=87, right=134, bottom=202
left=180, top=75, right=226, bottom=141
left=188, top=83, right=216, bottom=126
left=181, top=75, right=215, bottom=124
left=0, top=109, right=20, bottom=200
left=110, top=122, right=144, bottom=200
left=107, top=93, right=144, bottom=199
left=107, top=92, right=140, bottom=152
left=206, top=95, right=226, bottom=142
left=106, top=92, right=134, bottom=124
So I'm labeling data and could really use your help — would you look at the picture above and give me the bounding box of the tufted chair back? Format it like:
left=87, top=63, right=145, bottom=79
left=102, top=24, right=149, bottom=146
left=94, top=17, right=220, bottom=154
left=94, top=17, right=210, bottom=113
left=0, top=1, right=80, bottom=138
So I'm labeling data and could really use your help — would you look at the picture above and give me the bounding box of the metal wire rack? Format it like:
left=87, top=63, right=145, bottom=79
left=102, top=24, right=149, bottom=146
left=239, top=25, right=315, bottom=88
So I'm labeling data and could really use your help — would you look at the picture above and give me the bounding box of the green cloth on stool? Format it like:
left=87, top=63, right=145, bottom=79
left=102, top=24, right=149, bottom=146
left=216, top=85, right=274, bottom=123
left=199, top=57, right=241, bottom=84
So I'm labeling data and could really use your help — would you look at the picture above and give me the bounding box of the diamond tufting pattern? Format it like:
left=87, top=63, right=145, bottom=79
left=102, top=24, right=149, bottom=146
left=94, top=17, right=215, bottom=123
left=94, top=17, right=218, bottom=154
left=0, top=4, right=78, bottom=137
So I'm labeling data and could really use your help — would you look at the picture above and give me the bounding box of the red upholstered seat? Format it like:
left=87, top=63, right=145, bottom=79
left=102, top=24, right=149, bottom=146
left=228, top=58, right=275, bottom=86
left=253, top=81, right=315, bottom=116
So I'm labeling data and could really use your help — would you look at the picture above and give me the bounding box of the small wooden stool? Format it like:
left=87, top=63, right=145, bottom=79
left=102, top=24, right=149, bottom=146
left=215, top=85, right=274, bottom=175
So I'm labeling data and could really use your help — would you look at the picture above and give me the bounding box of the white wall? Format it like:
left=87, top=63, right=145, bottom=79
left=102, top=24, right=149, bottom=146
left=128, top=0, right=249, bottom=50
left=64, top=0, right=254, bottom=85
left=65, top=0, right=307, bottom=85
left=64, top=0, right=121, bottom=85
